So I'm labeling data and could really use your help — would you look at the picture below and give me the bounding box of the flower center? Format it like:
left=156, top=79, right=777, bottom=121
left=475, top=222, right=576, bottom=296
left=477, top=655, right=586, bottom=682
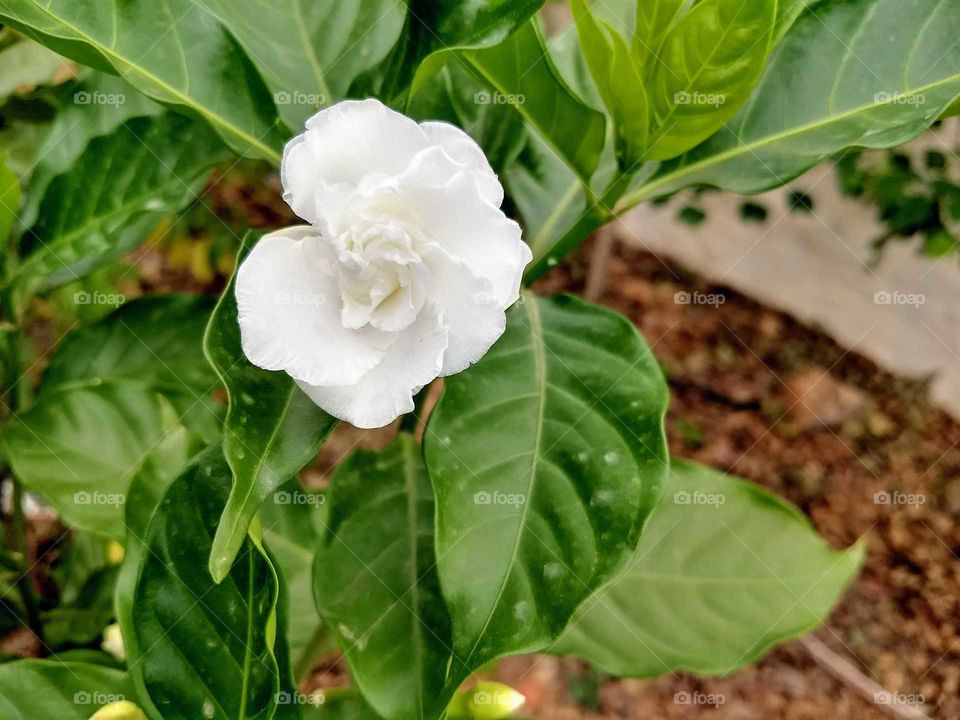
left=331, top=218, right=428, bottom=332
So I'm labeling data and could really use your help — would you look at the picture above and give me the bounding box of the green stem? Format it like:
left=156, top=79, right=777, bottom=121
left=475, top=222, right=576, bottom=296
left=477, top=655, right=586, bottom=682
left=10, top=477, right=44, bottom=645
left=523, top=169, right=637, bottom=285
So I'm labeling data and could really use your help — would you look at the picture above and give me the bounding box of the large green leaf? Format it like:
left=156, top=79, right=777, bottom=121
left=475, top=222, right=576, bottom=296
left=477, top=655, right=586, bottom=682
left=645, top=0, right=776, bottom=160
left=459, top=20, right=606, bottom=182
left=205, top=235, right=338, bottom=583
left=622, top=0, right=960, bottom=205
left=314, top=435, right=452, bottom=720
left=0, top=659, right=140, bottom=718
left=198, top=0, right=405, bottom=128
left=424, top=293, right=669, bottom=681
left=259, top=479, right=329, bottom=682
left=1, top=383, right=187, bottom=540
left=0, top=0, right=285, bottom=161
left=570, top=0, right=648, bottom=168
left=554, top=459, right=865, bottom=675
left=633, top=0, right=688, bottom=72
left=12, top=112, right=230, bottom=295
left=117, top=444, right=288, bottom=720
left=2, top=295, right=216, bottom=537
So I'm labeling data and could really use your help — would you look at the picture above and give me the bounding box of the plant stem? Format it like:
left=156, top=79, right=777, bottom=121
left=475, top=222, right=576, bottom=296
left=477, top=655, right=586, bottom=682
left=10, top=477, right=44, bottom=645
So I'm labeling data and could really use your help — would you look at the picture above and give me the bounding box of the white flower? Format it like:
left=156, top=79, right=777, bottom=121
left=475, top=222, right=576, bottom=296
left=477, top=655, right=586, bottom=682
left=236, top=99, right=531, bottom=428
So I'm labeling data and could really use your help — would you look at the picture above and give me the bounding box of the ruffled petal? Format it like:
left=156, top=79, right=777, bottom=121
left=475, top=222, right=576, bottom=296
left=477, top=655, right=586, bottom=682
left=297, top=305, right=448, bottom=428
left=420, top=121, right=504, bottom=207
left=422, top=247, right=508, bottom=375
left=281, top=99, right=430, bottom=223
left=236, top=226, right=393, bottom=387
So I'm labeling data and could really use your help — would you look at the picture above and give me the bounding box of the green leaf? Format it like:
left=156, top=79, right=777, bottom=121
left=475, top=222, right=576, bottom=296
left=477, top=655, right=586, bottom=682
left=570, top=0, right=648, bottom=168
left=12, top=112, right=230, bottom=295
left=624, top=0, right=960, bottom=205
left=117, top=444, right=288, bottom=720
left=259, top=479, right=329, bottom=682
left=1, top=383, right=189, bottom=540
left=2, top=295, right=215, bottom=537
left=198, top=0, right=405, bottom=128
left=458, top=20, right=606, bottom=182
left=0, top=37, right=63, bottom=100
left=633, top=0, right=689, bottom=72
left=19, top=72, right=161, bottom=229
left=0, top=0, right=286, bottom=161
left=314, top=435, right=452, bottom=720
left=206, top=234, right=337, bottom=583
left=0, top=156, right=20, bottom=248
left=0, top=659, right=139, bottom=718
left=554, top=459, right=865, bottom=676
left=645, top=0, right=776, bottom=160
left=42, top=294, right=217, bottom=395
left=424, top=293, right=669, bottom=682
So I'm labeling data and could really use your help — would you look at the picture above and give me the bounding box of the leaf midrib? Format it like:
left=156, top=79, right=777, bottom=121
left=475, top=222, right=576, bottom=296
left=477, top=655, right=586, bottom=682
left=464, top=293, right=547, bottom=665
left=13, top=0, right=281, bottom=164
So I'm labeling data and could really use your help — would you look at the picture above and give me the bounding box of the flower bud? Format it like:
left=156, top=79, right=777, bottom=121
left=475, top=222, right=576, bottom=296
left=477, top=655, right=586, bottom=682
left=88, top=700, right=148, bottom=720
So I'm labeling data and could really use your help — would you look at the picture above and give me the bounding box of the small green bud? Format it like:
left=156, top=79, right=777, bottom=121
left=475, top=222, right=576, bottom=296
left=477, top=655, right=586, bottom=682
left=88, top=700, right=148, bottom=720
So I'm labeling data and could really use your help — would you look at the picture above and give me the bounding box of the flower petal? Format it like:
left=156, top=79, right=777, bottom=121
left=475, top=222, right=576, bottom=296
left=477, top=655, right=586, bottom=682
left=420, top=121, right=504, bottom=207
left=423, top=247, right=508, bottom=376
left=297, top=305, right=448, bottom=428
left=281, top=99, right=429, bottom=224
left=394, top=160, right=530, bottom=306
left=236, top=227, right=392, bottom=386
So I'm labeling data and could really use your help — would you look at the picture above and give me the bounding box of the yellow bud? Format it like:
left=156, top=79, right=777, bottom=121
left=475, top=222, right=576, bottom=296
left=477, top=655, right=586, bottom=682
left=106, top=541, right=125, bottom=564
left=101, top=623, right=125, bottom=662
left=88, top=700, right=148, bottom=720
left=464, top=681, right=526, bottom=720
